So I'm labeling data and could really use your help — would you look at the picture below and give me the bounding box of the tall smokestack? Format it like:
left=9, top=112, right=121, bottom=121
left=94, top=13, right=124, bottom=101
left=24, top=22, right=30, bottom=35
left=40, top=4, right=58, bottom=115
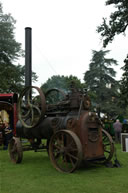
left=25, top=27, right=32, bottom=87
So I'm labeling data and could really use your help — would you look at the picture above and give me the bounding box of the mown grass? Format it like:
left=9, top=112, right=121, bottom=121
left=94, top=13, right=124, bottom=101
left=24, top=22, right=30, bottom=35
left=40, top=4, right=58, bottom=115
left=0, top=144, right=128, bottom=193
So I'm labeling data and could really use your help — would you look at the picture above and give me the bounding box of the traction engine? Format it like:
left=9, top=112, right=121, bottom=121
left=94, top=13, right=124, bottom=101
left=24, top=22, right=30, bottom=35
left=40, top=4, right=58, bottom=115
left=8, top=84, right=115, bottom=173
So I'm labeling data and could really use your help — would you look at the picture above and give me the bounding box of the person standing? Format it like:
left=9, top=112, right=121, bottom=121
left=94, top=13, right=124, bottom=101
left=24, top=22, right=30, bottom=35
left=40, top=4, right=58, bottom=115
left=113, top=119, right=122, bottom=143
left=3, top=122, right=13, bottom=150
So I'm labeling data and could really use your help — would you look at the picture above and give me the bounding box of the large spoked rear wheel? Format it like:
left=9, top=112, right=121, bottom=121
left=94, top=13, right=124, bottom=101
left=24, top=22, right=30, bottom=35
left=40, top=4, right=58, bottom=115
left=8, top=137, right=23, bottom=163
left=49, top=130, right=83, bottom=173
left=102, top=129, right=115, bottom=163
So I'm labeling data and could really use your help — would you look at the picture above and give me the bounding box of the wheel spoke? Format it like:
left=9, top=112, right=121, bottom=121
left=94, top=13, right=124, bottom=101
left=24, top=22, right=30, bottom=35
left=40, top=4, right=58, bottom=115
left=103, top=136, right=108, bottom=141
left=69, top=156, right=76, bottom=167
left=66, top=145, right=78, bottom=153
left=104, top=149, right=111, bottom=153
left=66, top=152, right=79, bottom=161
left=53, top=143, right=62, bottom=151
left=54, top=152, right=62, bottom=161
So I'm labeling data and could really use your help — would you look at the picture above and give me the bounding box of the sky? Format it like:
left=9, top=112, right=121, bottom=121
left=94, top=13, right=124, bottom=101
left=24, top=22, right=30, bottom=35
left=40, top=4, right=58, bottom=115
left=1, top=0, right=128, bottom=87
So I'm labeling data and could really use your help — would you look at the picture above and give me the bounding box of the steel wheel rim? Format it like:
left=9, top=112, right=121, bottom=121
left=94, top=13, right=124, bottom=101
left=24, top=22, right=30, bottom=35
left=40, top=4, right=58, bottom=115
left=8, top=137, right=23, bottom=163
left=49, top=130, right=82, bottom=173
left=102, top=129, right=114, bottom=162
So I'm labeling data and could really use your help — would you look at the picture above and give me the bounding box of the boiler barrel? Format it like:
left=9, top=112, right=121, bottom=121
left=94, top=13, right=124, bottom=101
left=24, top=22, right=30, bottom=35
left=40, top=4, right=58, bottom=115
left=16, top=116, right=65, bottom=139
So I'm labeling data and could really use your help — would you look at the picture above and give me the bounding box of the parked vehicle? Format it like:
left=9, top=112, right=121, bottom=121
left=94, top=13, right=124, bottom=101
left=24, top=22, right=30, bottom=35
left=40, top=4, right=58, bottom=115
left=8, top=85, right=115, bottom=173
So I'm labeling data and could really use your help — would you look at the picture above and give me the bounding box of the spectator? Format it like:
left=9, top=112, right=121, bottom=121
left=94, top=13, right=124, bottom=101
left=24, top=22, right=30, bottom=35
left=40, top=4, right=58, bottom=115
left=113, top=119, right=122, bottom=143
left=3, top=122, right=13, bottom=150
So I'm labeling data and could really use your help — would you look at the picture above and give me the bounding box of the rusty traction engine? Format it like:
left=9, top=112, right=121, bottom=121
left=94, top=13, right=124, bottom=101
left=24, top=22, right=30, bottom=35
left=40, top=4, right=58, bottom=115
left=9, top=84, right=115, bottom=173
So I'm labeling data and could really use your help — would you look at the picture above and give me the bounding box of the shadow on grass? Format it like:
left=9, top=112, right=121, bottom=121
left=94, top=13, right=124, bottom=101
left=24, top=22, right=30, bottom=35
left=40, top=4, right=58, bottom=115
left=78, top=160, right=105, bottom=172
left=20, top=151, right=50, bottom=165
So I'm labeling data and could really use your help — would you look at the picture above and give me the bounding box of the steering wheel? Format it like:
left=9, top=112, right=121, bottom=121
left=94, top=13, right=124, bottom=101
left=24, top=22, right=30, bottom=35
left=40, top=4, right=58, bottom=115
left=18, top=86, right=46, bottom=128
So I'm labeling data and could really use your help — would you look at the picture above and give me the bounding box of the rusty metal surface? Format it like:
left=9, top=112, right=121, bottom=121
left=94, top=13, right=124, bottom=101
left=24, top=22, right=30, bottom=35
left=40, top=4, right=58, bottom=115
left=65, top=112, right=105, bottom=161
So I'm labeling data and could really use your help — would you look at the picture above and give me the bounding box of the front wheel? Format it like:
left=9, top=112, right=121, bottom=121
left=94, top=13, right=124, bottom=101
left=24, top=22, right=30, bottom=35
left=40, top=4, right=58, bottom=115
left=49, top=130, right=83, bottom=173
left=8, top=137, right=23, bottom=163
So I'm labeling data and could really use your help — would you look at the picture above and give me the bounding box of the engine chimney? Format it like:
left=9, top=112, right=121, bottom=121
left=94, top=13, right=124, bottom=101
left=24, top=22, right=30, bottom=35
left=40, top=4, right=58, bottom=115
left=25, top=27, right=32, bottom=87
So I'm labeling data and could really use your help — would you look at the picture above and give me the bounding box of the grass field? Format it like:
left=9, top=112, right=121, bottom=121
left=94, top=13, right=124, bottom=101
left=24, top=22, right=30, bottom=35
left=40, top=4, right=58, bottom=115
left=0, top=143, right=128, bottom=193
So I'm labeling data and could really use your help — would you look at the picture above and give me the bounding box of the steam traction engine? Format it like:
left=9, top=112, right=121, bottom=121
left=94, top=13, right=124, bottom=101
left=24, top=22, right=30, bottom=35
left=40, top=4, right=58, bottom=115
left=9, top=84, right=115, bottom=173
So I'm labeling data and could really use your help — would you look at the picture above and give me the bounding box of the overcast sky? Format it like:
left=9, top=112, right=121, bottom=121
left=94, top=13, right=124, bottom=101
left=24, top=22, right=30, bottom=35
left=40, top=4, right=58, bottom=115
left=1, top=0, right=128, bottom=86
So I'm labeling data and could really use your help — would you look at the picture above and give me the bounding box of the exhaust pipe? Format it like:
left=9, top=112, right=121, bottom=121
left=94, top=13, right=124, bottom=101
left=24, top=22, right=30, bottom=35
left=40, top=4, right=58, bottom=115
left=25, top=27, right=32, bottom=87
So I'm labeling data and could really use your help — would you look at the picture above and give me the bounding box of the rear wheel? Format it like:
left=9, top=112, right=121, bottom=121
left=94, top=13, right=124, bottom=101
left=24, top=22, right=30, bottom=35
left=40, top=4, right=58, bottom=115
left=102, top=129, right=114, bottom=163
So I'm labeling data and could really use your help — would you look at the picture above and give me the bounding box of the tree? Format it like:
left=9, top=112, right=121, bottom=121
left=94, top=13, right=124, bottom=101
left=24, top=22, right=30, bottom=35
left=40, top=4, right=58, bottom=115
left=97, top=0, right=128, bottom=115
left=0, top=3, right=37, bottom=93
left=41, top=75, right=84, bottom=104
left=41, top=75, right=84, bottom=93
left=97, top=0, right=128, bottom=47
left=119, top=56, right=128, bottom=115
left=84, top=49, right=120, bottom=117
left=0, top=60, right=37, bottom=93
